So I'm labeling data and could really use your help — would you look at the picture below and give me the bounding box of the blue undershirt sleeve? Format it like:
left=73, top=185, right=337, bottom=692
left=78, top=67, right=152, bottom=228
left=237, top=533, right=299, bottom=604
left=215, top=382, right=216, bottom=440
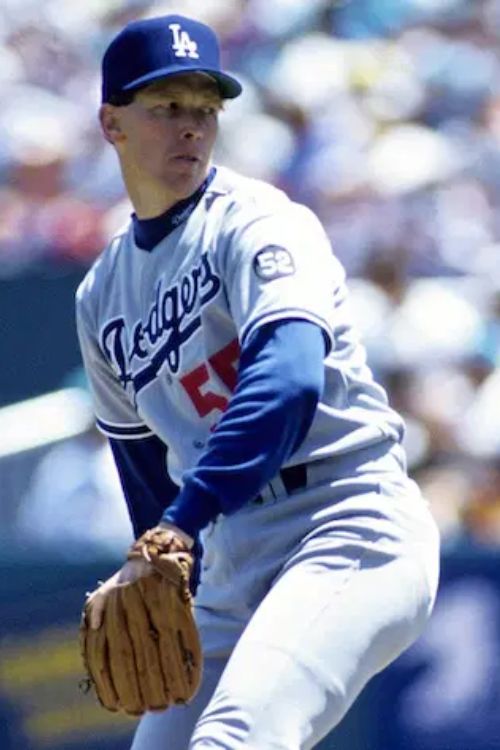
left=109, top=435, right=178, bottom=538
left=108, top=437, right=203, bottom=594
left=162, top=319, right=325, bottom=538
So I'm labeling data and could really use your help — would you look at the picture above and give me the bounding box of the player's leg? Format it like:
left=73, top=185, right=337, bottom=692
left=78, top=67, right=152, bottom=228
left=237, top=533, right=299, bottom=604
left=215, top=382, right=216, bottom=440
left=189, top=487, right=439, bottom=750
left=130, top=654, right=225, bottom=750
left=130, top=604, right=247, bottom=750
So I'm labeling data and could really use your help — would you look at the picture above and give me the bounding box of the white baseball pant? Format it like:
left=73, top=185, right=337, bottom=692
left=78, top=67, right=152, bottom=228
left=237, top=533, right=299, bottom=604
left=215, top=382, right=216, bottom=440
left=131, top=450, right=440, bottom=750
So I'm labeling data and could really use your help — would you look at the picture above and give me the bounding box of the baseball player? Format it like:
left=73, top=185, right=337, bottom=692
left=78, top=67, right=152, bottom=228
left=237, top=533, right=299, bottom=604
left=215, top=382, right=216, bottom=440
left=77, top=13, right=440, bottom=750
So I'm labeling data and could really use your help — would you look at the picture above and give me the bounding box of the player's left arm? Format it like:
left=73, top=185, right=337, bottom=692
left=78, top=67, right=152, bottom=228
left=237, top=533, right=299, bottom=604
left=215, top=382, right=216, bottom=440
left=160, top=203, right=337, bottom=539
left=162, top=318, right=325, bottom=538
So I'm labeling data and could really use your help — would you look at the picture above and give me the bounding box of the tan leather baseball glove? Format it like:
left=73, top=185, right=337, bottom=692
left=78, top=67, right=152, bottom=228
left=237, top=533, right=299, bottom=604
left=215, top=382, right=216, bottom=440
left=80, top=527, right=203, bottom=716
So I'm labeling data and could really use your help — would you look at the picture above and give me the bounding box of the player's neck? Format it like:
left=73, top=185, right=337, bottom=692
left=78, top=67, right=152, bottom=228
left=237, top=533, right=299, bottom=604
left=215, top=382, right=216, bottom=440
left=125, top=179, right=182, bottom=220
left=121, top=165, right=205, bottom=220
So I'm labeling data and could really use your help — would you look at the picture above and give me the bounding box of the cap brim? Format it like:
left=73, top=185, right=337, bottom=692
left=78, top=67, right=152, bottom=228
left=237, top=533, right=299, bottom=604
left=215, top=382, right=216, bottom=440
left=122, top=65, right=242, bottom=99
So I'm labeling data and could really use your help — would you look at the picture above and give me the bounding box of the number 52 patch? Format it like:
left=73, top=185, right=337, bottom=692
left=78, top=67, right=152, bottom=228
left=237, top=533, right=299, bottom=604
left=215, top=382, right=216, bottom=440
left=253, top=246, right=296, bottom=281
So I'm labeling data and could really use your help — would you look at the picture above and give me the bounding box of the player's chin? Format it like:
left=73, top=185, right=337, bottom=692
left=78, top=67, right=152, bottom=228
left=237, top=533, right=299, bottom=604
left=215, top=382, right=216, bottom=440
left=168, top=156, right=206, bottom=176
left=166, top=159, right=209, bottom=191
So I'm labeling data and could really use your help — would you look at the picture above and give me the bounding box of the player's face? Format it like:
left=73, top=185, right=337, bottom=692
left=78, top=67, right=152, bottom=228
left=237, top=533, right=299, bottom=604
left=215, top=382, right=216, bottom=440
left=108, top=74, right=222, bottom=199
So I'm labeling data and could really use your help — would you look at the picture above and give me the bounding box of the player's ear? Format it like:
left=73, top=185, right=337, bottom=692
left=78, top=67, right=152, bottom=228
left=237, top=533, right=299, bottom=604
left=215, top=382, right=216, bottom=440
left=99, top=104, right=126, bottom=146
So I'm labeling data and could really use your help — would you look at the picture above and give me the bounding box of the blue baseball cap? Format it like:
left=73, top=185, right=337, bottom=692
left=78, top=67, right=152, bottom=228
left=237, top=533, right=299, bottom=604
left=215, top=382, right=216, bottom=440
left=101, top=14, right=242, bottom=103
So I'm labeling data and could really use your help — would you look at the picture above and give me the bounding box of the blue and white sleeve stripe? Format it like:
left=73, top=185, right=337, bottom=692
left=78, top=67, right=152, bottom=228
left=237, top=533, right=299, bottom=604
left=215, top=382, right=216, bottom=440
left=96, top=417, right=154, bottom=439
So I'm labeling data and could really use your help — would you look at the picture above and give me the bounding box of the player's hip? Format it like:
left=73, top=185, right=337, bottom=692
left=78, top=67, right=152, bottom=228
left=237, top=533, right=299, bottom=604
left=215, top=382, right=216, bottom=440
left=212, top=468, right=437, bottom=566
left=196, top=460, right=439, bottom=611
left=195, top=478, right=439, bottom=663
left=240, top=437, right=412, bottom=525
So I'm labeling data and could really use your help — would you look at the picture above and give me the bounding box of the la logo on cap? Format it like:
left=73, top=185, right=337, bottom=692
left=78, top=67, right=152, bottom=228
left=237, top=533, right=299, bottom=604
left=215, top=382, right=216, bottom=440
left=169, top=22, right=199, bottom=59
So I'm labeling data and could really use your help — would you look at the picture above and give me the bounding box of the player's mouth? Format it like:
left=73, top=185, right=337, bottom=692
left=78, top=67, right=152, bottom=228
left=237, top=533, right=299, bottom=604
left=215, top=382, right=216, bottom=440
left=173, top=154, right=201, bottom=164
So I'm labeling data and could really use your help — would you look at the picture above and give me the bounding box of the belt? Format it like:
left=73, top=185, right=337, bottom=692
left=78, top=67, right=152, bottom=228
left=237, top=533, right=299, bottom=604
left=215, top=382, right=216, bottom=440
left=253, top=463, right=308, bottom=505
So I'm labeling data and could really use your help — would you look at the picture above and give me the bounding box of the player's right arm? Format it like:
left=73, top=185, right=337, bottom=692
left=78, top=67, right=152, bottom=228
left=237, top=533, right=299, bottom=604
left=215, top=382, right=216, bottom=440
left=76, top=278, right=200, bottom=608
left=75, top=279, right=153, bottom=441
left=75, top=281, right=179, bottom=537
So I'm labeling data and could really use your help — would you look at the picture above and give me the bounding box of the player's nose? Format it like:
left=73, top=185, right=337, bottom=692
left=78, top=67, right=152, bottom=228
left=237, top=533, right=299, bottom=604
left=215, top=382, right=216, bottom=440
left=181, top=127, right=202, bottom=141
left=178, top=110, right=206, bottom=140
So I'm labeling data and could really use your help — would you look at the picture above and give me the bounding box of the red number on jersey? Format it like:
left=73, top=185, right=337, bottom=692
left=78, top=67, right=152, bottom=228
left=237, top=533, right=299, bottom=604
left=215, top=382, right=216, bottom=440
left=180, top=364, right=228, bottom=418
left=180, top=338, right=240, bottom=418
left=209, top=338, right=240, bottom=392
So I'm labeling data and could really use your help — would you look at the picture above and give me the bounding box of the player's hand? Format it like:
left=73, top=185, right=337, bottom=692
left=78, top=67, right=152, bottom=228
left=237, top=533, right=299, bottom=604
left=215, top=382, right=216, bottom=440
left=157, top=521, right=194, bottom=550
left=85, top=523, right=194, bottom=630
left=85, top=558, right=153, bottom=630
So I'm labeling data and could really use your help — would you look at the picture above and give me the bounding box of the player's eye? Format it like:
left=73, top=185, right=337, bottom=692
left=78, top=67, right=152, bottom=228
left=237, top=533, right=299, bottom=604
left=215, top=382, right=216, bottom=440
left=150, top=102, right=179, bottom=117
left=147, top=101, right=220, bottom=120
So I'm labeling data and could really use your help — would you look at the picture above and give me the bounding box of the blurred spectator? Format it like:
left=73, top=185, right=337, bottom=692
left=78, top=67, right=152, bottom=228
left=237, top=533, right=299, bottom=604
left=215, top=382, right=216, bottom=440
left=0, top=86, right=108, bottom=272
left=12, top=370, right=133, bottom=559
left=15, top=425, right=133, bottom=560
left=462, top=461, right=500, bottom=546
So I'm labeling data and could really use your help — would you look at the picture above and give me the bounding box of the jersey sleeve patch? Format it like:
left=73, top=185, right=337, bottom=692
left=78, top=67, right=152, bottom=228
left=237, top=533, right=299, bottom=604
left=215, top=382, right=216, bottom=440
left=252, top=246, right=296, bottom=281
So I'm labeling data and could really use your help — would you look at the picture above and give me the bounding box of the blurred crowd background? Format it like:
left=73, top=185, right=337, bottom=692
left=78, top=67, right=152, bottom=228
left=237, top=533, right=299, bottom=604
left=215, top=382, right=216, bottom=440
left=0, top=2, right=499, bottom=749
left=0, top=0, right=499, bottom=555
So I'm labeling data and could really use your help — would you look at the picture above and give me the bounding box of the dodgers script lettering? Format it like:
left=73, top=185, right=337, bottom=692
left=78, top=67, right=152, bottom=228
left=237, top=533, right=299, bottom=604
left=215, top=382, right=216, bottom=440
left=101, top=253, right=221, bottom=394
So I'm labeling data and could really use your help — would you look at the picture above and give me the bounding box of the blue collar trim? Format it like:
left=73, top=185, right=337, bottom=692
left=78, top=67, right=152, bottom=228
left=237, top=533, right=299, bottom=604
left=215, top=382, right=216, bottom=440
left=133, top=167, right=216, bottom=251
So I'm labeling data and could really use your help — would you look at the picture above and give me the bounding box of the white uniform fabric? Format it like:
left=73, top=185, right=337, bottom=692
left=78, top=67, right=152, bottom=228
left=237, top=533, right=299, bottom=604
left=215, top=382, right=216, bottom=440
left=76, top=166, right=404, bottom=486
left=132, top=443, right=439, bottom=749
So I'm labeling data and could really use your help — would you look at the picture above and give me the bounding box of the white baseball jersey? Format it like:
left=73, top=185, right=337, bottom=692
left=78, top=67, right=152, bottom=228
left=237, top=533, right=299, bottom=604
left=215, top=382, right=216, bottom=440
left=76, top=166, right=404, bottom=487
